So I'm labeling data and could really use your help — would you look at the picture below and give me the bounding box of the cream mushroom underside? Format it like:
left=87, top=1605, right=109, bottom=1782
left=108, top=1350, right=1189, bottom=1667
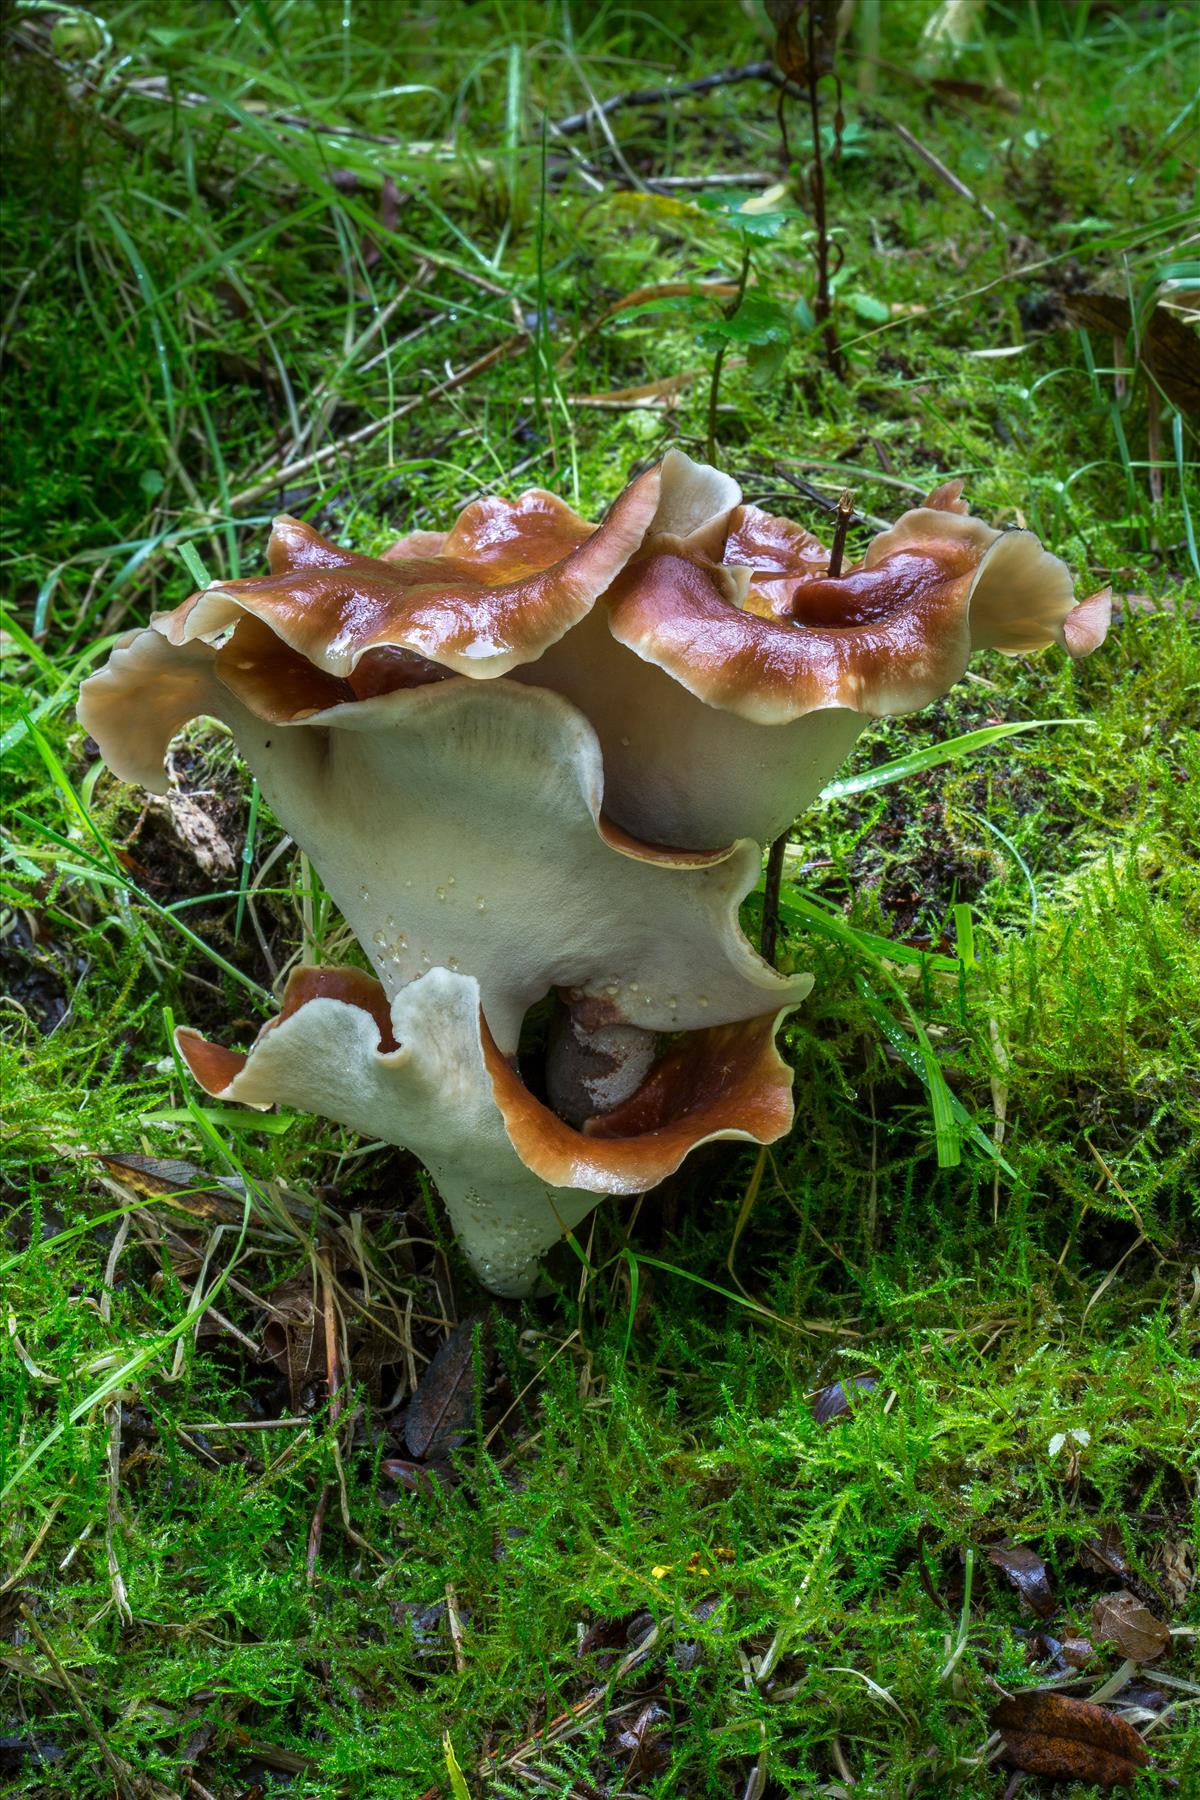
left=177, top=965, right=797, bottom=1296
left=520, top=514, right=1108, bottom=849
left=79, top=639, right=809, bottom=1055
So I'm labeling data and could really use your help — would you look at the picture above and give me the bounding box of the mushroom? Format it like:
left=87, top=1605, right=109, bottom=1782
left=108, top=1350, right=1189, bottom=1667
left=175, top=964, right=795, bottom=1296
left=79, top=452, right=1108, bottom=1293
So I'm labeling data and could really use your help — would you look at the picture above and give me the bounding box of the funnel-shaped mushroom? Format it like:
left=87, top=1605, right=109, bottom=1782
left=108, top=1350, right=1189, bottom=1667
left=177, top=965, right=796, bottom=1295
left=520, top=477, right=1111, bottom=847
left=79, top=452, right=1108, bottom=1293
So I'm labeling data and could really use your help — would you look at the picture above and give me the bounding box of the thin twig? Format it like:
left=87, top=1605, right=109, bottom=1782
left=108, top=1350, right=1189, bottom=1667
left=803, top=8, right=844, bottom=375
left=887, top=119, right=998, bottom=226
left=707, top=241, right=752, bottom=465
left=553, top=61, right=796, bottom=137
left=222, top=334, right=526, bottom=511
left=18, top=1607, right=142, bottom=1800
left=827, top=489, right=854, bottom=577
left=760, top=834, right=788, bottom=969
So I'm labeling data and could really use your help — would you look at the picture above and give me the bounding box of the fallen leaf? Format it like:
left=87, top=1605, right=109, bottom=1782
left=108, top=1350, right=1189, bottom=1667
left=259, top=1277, right=324, bottom=1399
left=766, top=0, right=841, bottom=84
left=612, top=1701, right=670, bottom=1775
left=811, top=1374, right=877, bottom=1424
left=1062, top=291, right=1200, bottom=414
left=1158, top=1536, right=1197, bottom=1609
left=567, top=371, right=699, bottom=410
left=404, top=1312, right=491, bottom=1461
left=97, top=1152, right=245, bottom=1220
left=1091, top=1590, right=1171, bottom=1663
left=1061, top=1634, right=1096, bottom=1669
left=929, top=76, right=1020, bottom=111
left=1081, top=1524, right=1130, bottom=1581
left=987, top=1541, right=1057, bottom=1619
left=991, top=1690, right=1149, bottom=1788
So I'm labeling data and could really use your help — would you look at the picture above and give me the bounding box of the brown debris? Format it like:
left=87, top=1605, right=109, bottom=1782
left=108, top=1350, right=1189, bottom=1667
left=403, top=1311, right=491, bottom=1462
left=1091, top=1591, right=1171, bottom=1664
left=986, top=1541, right=1058, bottom=1620
left=991, top=1690, right=1150, bottom=1789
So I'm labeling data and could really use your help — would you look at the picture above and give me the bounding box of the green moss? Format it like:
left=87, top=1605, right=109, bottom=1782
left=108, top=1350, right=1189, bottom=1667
left=2, top=0, right=1197, bottom=1794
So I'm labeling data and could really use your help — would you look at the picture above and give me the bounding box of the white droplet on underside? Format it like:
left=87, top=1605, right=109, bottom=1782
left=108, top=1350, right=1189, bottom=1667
left=698, top=995, right=709, bottom=1007
left=476, top=897, right=486, bottom=910
left=359, top=885, right=370, bottom=901
left=620, top=736, right=631, bottom=747
left=447, top=875, right=456, bottom=886
left=629, top=981, right=639, bottom=992
left=605, top=984, right=619, bottom=997
left=435, top=886, right=446, bottom=901
left=668, top=996, right=677, bottom=1009
left=449, top=957, right=459, bottom=971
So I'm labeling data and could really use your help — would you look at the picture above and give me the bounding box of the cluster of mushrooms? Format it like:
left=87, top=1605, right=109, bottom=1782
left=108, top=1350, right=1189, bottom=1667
left=80, top=452, right=1109, bottom=1294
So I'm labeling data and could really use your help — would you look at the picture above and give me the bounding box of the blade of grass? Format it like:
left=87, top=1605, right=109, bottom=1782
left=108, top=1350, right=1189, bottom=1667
left=818, top=719, right=1089, bottom=803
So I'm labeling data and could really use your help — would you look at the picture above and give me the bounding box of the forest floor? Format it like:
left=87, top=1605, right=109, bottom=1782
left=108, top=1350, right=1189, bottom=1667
left=1, top=2, right=1198, bottom=1796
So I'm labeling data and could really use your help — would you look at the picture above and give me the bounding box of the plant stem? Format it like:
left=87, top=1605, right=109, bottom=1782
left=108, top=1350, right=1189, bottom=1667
left=828, top=488, right=854, bottom=575
left=805, top=6, right=843, bottom=377
left=760, top=831, right=788, bottom=968
left=764, top=490, right=854, bottom=964
left=706, top=239, right=752, bottom=465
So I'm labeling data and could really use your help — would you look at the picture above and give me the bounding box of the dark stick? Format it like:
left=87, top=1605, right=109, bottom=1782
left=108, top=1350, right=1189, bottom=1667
left=805, top=10, right=844, bottom=376
left=554, top=61, right=800, bottom=137
left=827, top=489, right=854, bottom=577
left=760, top=831, right=788, bottom=968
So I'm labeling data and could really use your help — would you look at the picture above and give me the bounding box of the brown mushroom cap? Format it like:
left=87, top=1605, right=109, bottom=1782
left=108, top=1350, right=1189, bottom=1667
left=518, top=490, right=1109, bottom=847
left=151, top=449, right=738, bottom=683
left=177, top=965, right=796, bottom=1294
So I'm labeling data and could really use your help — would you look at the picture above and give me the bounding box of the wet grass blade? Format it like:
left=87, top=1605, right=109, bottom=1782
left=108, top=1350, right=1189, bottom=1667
left=819, top=719, right=1089, bottom=802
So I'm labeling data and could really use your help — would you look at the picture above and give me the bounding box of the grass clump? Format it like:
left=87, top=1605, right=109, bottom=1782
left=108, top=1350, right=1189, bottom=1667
left=2, top=1, right=1197, bottom=1795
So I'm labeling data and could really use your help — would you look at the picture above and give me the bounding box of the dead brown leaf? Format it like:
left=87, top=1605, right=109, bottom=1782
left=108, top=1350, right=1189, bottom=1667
left=991, top=1690, right=1149, bottom=1788
left=1061, top=1634, right=1097, bottom=1669
left=1062, top=291, right=1200, bottom=414
left=97, top=1152, right=245, bottom=1221
left=611, top=1700, right=670, bottom=1775
left=987, top=1540, right=1057, bottom=1619
left=766, top=0, right=841, bottom=84
left=1081, top=1524, right=1130, bottom=1582
left=404, top=1311, right=491, bottom=1461
left=1091, top=1590, right=1171, bottom=1663
left=1157, top=1536, right=1197, bottom=1610
left=929, top=76, right=1020, bottom=111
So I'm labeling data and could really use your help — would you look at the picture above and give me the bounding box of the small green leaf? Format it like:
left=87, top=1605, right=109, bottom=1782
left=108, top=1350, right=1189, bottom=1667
left=698, top=292, right=794, bottom=349
left=843, top=292, right=891, bottom=323
left=746, top=337, right=790, bottom=384
left=444, top=1733, right=472, bottom=1800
